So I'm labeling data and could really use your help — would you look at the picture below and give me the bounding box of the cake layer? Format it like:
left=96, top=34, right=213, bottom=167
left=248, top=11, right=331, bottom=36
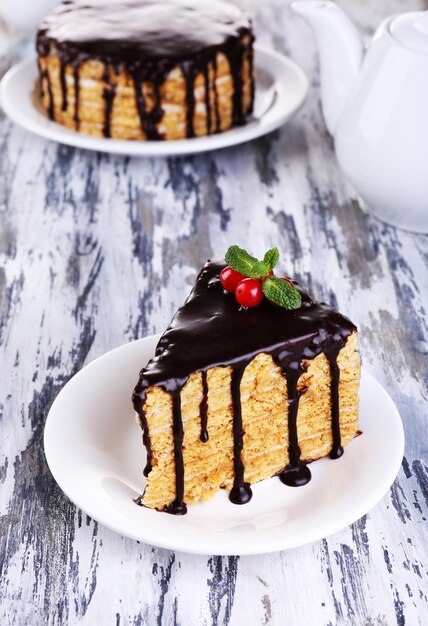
left=138, top=334, right=360, bottom=509
left=36, top=0, right=254, bottom=140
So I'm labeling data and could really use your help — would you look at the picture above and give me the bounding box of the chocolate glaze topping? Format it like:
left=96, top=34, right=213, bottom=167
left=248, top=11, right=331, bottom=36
left=133, top=261, right=357, bottom=514
left=37, top=0, right=254, bottom=139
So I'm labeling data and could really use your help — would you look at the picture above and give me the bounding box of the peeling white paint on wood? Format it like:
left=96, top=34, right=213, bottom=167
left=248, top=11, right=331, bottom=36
left=0, top=1, right=427, bottom=625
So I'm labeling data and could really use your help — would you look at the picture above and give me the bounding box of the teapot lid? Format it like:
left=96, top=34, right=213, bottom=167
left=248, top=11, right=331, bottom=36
left=390, top=11, right=428, bottom=54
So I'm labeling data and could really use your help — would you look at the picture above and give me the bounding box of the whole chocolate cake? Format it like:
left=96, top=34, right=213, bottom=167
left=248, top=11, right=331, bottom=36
left=36, top=0, right=255, bottom=140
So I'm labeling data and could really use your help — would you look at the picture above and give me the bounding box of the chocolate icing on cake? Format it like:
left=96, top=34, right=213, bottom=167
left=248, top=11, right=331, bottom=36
left=133, top=261, right=357, bottom=514
left=37, top=0, right=254, bottom=139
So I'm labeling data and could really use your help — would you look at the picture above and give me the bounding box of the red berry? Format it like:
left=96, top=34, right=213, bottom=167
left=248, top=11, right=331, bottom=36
left=236, top=278, right=264, bottom=308
left=220, top=266, right=246, bottom=293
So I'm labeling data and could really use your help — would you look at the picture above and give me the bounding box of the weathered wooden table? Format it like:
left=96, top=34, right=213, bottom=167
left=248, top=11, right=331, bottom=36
left=1, top=1, right=427, bottom=624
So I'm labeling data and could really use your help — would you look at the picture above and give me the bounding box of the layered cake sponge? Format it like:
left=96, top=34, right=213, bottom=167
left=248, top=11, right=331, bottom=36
left=133, top=255, right=360, bottom=514
left=36, top=0, right=254, bottom=140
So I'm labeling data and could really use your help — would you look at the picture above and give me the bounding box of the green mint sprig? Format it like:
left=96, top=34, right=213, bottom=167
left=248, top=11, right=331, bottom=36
left=224, top=245, right=302, bottom=310
left=263, top=247, right=279, bottom=271
left=225, top=245, right=271, bottom=279
left=262, top=275, right=301, bottom=309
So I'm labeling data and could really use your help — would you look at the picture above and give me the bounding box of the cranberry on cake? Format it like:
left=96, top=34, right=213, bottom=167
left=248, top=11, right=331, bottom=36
left=133, top=246, right=360, bottom=514
left=36, top=0, right=255, bottom=140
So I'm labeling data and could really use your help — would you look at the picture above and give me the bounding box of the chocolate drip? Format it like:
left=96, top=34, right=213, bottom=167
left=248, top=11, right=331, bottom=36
left=328, top=352, right=344, bottom=459
left=36, top=0, right=254, bottom=140
left=180, top=60, right=196, bottom=139
left=224, top=43, right=245, bottom=127
left=165, top=390, right=187, bottom=515
left=142, top=435, right=152, bottom=477
left=102, top=66, right=115, bottom=138
left=199, top=370, right=209, bottom=443
left=248, top=47, right=255, bottom=115
left=229, top=366, right=253, bottom=505
left=132, top=74, right=150, bottom=139
left=131, top=63, right=168, bottom=140
left=59, top=55, right=68, bottom=111
left=133, top=261, right=357, bottom=514
left=151, top=81, right=164, bottom=136
left=72, top=60, right=80, bottom=127
left=46, top=73, right=55, bottom=120
left=39, top=61, right=55, bottom=121
left=279, top=367, right=311, bottom=487
left=132, top=390, right=153, bottom=477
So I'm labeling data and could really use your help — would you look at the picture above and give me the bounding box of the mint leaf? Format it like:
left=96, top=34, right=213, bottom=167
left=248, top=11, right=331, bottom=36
left=263, top=247, right=279, bottom=271
left=225, top=245, right=269, bottom=278
left=262, top=276, right=302, bottom=309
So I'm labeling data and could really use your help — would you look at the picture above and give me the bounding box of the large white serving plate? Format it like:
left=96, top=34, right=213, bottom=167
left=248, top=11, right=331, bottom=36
left=44, top=334, right=405, bottom=555
left=0, top=46, right=308, bottom=156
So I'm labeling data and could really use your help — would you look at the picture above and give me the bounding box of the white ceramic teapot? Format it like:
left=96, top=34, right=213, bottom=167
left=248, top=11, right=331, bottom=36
left=292, top=1, right=428, bottom=233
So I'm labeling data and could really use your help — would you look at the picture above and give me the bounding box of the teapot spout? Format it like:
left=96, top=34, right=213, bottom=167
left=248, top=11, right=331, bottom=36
left=292, top=1, right=364, bottom=135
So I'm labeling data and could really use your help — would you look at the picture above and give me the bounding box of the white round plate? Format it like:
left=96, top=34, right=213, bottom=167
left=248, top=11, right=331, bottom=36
left=44, top=335, right=404, bottom=555
left=0, top=46, right=308, bottom=156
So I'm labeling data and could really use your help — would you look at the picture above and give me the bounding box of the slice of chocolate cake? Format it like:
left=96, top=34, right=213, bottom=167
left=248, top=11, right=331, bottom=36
left=133, top=249, right=360, bottom=514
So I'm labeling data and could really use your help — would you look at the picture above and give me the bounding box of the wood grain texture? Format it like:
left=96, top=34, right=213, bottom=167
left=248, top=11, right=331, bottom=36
left=0, top=1, right=427, bottom=624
